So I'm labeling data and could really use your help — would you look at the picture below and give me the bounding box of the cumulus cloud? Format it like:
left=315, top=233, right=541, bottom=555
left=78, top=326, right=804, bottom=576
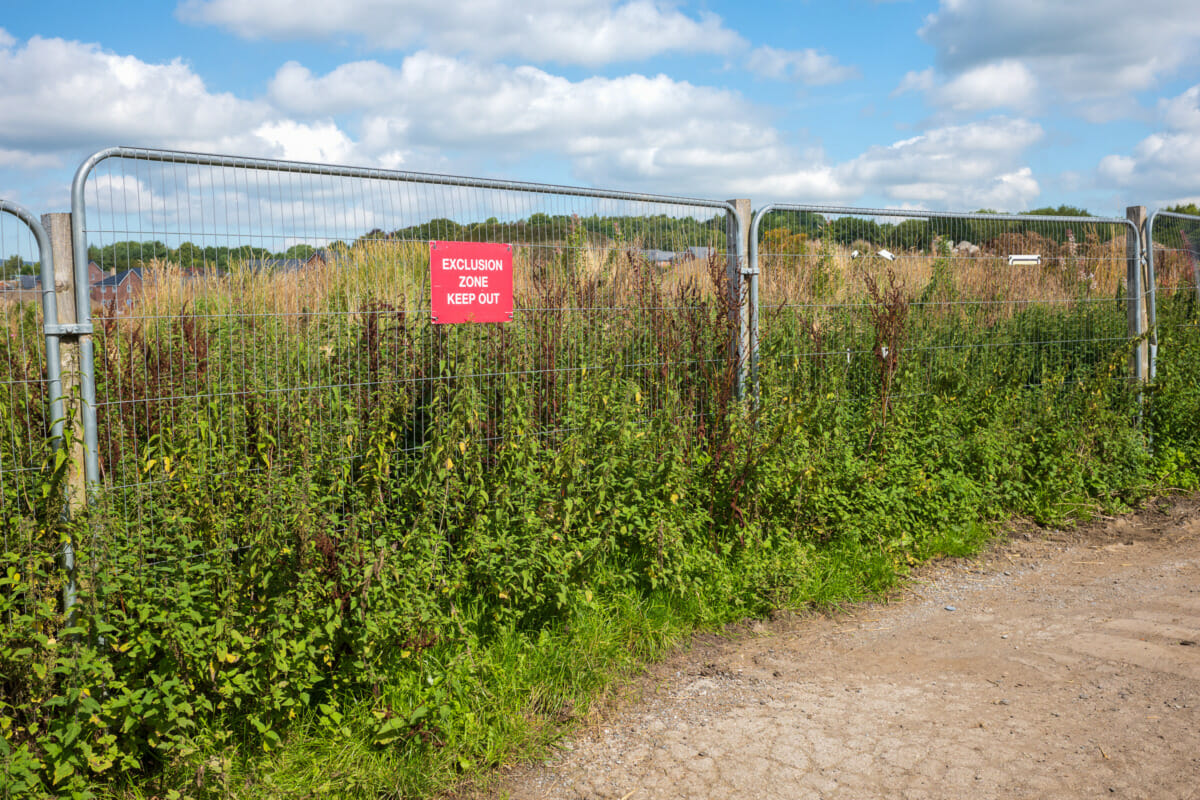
left=918, top=0, right=1200, bottom=111
left=1161, top=85, right=1200, bottom=132
left=745, top=46, right=859, bottom=85
left=717, top=119, right=1044, bottom=211
left=0, top=33, right=269, bottom=152
left=835, top=118, right=1044, bottom=209
left=178, top=0, right=744, bottom=66
left=267, top=53, right=785, bottom=192
left=893, top=68, right=935, bottom=96
left=252, top=120, right=359, bottom=164
left=0, top=32, right=378, bottom=169
left=0, top=28, right=1047, bottom=213
left=267, top=56, right=1045, bottom=206
left=931, top=61, right=1038, bottom=113
left=894, top=60, right=1038, bottom=114
left=0, top=147, right=62, bottom=170
left=1098, top=84, right=1200, bottom=205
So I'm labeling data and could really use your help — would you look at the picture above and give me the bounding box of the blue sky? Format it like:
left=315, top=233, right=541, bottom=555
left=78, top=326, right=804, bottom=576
left=2, top=0, right=1199, bottom=217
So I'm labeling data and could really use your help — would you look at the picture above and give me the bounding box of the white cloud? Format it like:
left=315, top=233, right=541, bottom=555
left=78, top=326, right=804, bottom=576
left=267, top=53, right=786, bottom=193
left=894, top=60, right=1038, bottom=114
left=703, top=118, right=1044, bottom=210
left=267, top=56, right=1046, bottom=207
left=931, top=60, right=1037, bottom=113
left=178, top=0, right=744, bottom=66
left=919, top=0, right=1200, bottom=110
left=746, top=46, right=859, bottom=85
left=0, top=33, right=378, bottom=170
left=1098, top=84, right=1200, bottom=205
left=1161, top=85, right=1200, bottom=132
left=252, top=120, right=359, bottom=164
left=0, top=34, right=269, bottom=152
left=838, top=118, right=1044, bottom=209
left=270, top=60, right=398, bottom=117
left=0, top=148, right=62, bottom=170
left=0, top=28, right=1048, bottom=214
left=893, top=68, right=935, bottom=96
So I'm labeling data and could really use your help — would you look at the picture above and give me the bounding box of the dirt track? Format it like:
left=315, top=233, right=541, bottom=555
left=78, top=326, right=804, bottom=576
left=492, top=496, right=1200, bottom=799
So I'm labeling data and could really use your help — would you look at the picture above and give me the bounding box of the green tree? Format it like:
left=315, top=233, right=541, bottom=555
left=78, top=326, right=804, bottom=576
left=281, top=244, right=316, bottom=260
left=1027, top=205, right=1091, bottom=217
left=2, top=253, right=35, bottom=276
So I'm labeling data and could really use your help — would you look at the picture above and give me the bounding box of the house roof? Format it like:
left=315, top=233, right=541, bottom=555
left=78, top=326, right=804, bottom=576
left=638, top=249, right=677, bottom=263
left=93, top=267, right=142, bottom=288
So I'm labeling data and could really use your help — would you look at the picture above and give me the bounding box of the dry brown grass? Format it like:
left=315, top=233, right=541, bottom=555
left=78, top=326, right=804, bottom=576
left=96, top=229, right=1142, bottom=333
left=758, top=236, right=1128, bottom=315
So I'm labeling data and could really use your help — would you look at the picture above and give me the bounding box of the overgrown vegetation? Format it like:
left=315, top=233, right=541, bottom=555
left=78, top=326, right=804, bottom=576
left=2, top=220, right=1199, bottom=800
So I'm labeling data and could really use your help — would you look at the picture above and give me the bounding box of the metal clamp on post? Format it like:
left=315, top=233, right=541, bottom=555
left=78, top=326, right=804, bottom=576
left=44, top=322, right=94, bottom=336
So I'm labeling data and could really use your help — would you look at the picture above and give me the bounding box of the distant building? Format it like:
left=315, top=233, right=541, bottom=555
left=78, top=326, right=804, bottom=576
left=87, top=261, right=107, bottom=285
left=638, top=249, right=678, bottom=267
left=90, top=268, right=144, bottom=312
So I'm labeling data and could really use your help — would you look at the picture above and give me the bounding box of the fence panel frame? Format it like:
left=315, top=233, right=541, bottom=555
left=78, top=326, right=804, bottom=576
left=1146, top=209, right=1200, bottom=382
left=748, top=203, right=1144, bottom=400
left=68, top=146, right=753, bottom=552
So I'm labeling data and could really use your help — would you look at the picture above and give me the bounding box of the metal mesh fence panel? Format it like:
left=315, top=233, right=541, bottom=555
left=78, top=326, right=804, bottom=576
left=0, top=200, right=66, bottom=513
left=71, top=148, right=741, bottom=571
left=1, top=199, right=71, bottom=612
left=1146, top=210, right=1200, bottom=457
left=1, top=203, right=51, bottom=516
left=1147, top=211, right=1200, bottom=374
left=749, top=205, right=1139, bottom=412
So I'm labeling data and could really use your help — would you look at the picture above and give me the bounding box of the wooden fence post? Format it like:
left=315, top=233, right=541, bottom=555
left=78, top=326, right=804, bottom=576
left=41, top=212, right=87, bottom=508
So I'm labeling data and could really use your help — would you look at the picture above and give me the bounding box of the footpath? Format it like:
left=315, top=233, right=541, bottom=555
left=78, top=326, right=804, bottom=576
left=491, top=495, right=1200, bottom=800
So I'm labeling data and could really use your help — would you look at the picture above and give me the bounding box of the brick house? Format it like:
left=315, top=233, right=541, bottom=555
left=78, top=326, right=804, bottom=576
left=90, top=268, right=144, bottom=313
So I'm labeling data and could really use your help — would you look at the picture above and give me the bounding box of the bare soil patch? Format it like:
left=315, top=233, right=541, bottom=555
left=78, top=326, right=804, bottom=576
left=489, top=495, right=1200, bottom=799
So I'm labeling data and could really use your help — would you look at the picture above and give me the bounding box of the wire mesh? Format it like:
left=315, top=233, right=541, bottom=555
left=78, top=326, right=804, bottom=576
left=72, top=148, right=740, bottom=571
left=0, top=201, right=54, bottom=539
left=1147, top=210, right=1200, bottom=388
left=750, top=206, right=1138, bottom=409
left=1148, top=211, right=1200, bottom=332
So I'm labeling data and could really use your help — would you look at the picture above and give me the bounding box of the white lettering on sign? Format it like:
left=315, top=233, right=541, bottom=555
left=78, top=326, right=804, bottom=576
left=458, top=275, right=490, bottom=288
left=440, top=257, right=506, bottom=271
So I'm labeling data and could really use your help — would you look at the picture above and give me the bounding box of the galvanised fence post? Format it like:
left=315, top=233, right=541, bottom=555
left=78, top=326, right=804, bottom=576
left=725, top=198, right=753, bottom=400
left=1127, top=206, right=1149, bottom=384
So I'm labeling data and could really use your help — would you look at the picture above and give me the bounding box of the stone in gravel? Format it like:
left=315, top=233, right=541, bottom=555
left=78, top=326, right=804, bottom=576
left=945, top=606, right=957, bottom=612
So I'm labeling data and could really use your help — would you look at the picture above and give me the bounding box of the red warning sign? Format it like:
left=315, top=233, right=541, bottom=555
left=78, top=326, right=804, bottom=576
left=429, top=241, right=514, bottom=324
